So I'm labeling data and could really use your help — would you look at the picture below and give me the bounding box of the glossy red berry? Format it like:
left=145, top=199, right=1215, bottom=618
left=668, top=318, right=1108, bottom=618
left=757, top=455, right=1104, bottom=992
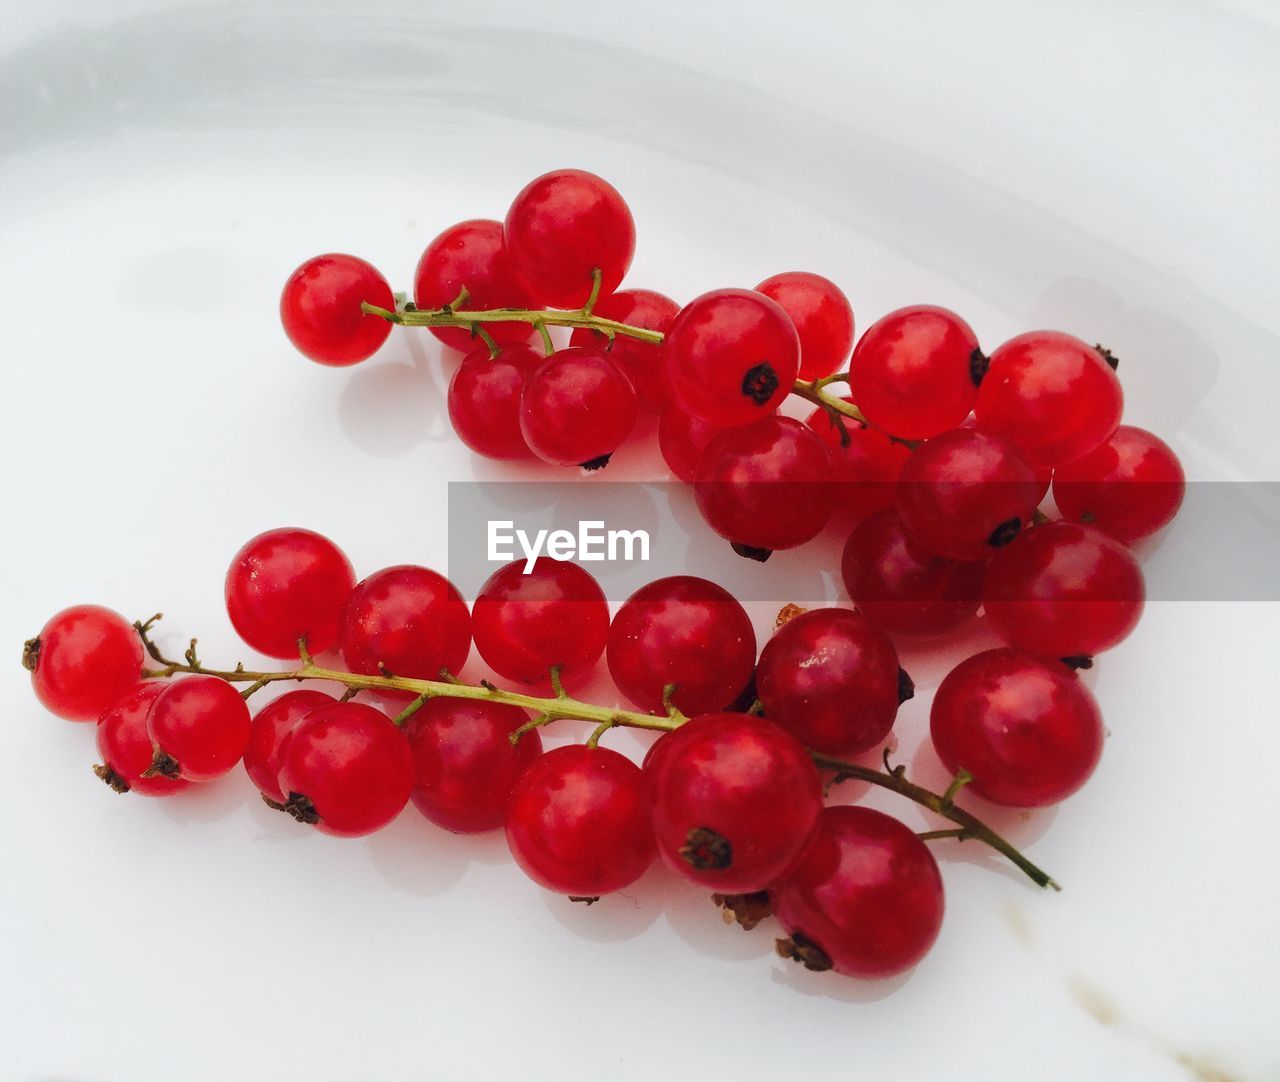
left=340, top=565, right=471, bottom=697
left=805, top=402, right=911, bottom=522
left=569, top=288, right=679, bottom=406
left=412, top=219, right=532, bottom=351
left=984, top=522, right=1145, bottom=658
left=649, top=713, right=822, bottom=893
left=504, top=169, right=635, bottom=308
left=846, top=305, right=981, bottom=439
left=1053, top=425, right=1185, bottom=542
left=243, top=689, right=335, bottom=804
left=225, top=527, right=356, bottom=659
left=896, top=428, right=1042, bottom=560
left=404, top=699, right=542, bottom=833
left=756, top=607, right=903, bottom=757
left=146, top=675, right=252, bottom=782
left=280, top=254, right=394, bottom=366
left=756, top=272, right=854, bottom=381
left=662, top=289, right=800, bottom=427
left=447, top=342, right=544, bottom=460
left=773, top=806, right=944, bottom=978
left=841, top=509, right=985, bottom=638
left=25, top=605, right=143, bottom=722
left=607, top=576, right=756, bottom=716
left=519, top=347, right=638, bottom=468
left=505, top=745, right=655, bottom=896
left=471, top=559, right=609, bottom=687
left=94, top=683, right=189, bottom=796
left=695, top=416, right=834, bottom=555
left=276, top=701, right=414, bottom=837
left=975, top=331, right=1123, bottom=468
left=657, top=405, right=721, bottom=482
left=930, top=648, right=1104, bottom=807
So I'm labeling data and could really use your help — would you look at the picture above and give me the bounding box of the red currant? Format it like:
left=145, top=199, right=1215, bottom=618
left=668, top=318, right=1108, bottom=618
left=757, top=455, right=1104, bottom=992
left=569, top=288, right=680, bottom=407
left=280, top=253, right=394, bottom=366
left=520, top=347, right=638, bottom=468
left=756, top=272, right=854, bottom=381
left=505, top=745, right=655, bottom=896
left=657, top=405, right=720, bottom=483
left=504, top=169, right=635, bottom=308
left=243, top=689, right=335, bottom=804
left=975, top=331, right=1123, bottom=468
left=804, top=402, right=911, bottom=522
left=662, top=289, right=800, bottom=427
left=447, top=342, right=543, bottom=459
left=25, top=605, right=143, bottom=722
left=772, top=806, right=944, bottom=978
left=930, top=648, right=1103, bottom=806
left=225, top=527, right=356, bottom=659
left=94, top=683, right=189, bottom=796
left=146, top=675, right=252, bottom=782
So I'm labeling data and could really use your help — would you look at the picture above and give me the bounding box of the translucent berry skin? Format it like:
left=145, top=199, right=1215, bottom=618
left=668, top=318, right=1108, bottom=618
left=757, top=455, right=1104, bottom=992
left=975, top=331, right=1123, bottom=468
left=95, top=683, right=189, bottom=797
left=648, top=713, right=823, bottom=893
left=658, top=406, right=720, bottom=482
left=841, top=509, right=985, bottom=638
left=412, top=219, right=533, bottom=351
left=756, top=608, right=901, bottom=757
left=505, top=745, right=656, bottom=896
left=277, top=702, right=414, bottom=837
left=280, top=254, right=394, bottom=366
left=146, top=675, right=252, bottom=783
left=1053, top=426, right=1185, bottom=542
left=447, top=342, right=543, bottom=460
left=340, top=565, right=471, bottom=698
left=896, top=428, right=1042, bottom=561
left=243, top=689, right=335, bottom=804
left=471, top=559, right=609, bottom=687
left=504, top=169, right=636, bottom=308
left=225, top=527, right=357, bottom=659
left=804, top=403, right=911, bottom=523
left=519, top=347, right=639, bottom=468
left=662, top=289, right=801, bottom=427
left=607, top=576, right=756, bottom=717
left=984, top=522, right=1145, bottom=657
left=404, top=699, right=542, bottom=833
left=695, top=416, right=834, bottom=552
left=846, top=305, right=980, bottom=440
left=756, top=272, right=855, bottom=381
left=772, top=806, right=944, bottom=979
left=27, top=605, right=144, bottom=722
left=930, top=648, right=1103, bottom=807
left=569, top=289, right=680, bottom=406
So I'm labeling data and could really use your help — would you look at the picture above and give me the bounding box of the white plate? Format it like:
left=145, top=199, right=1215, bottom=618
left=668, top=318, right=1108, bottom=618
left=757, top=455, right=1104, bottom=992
left=2, top=3, right=1278, bottom=1080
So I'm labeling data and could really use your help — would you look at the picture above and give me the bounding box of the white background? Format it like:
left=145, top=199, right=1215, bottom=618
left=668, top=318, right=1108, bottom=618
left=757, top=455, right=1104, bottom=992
left=2, top=2, right=1278, bottom=1080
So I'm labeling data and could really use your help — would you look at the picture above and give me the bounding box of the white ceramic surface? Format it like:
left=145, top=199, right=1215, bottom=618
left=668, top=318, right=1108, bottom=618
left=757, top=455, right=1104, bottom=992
left=2, top=2, right=1278, bottom=1080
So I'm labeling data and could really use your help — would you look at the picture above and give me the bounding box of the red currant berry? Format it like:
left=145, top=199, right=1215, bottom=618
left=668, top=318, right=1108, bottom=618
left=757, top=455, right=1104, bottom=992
left=244, top=689, right=336, bottom=804
left=930, top=648, right=1103, bottom=807
left=805, top=402, right=911, bottom=522
left=773, top=806, right=944, bottom=978
left=471, top=559, right=609, bottom=687
left=412, top=219, right=533, bottom=351
left=756, top=272, right=855, bottom=381
left=25, top=605, right=143, bottom=722
left=975, top=331, right=1123, bottom=468
left=569, top=288, right=679, bottom=407
left=504, top=169, right=635, bottom=308
left=1053, top=425, right=1185, bottom=542
left=276, top=701, right=414, bottom=837
left=506, top=745, right=655, bottom=896
left=841, top=509, right=985, bottom=638
left=984, top=522, right=1145, bottom=658
left=896, top=428, right=1042, bottom=560
left=94, top=683, right=189, bottom=796
left=607, top=576, right=756, bottom=717
left=340, top=565, right=471, bottom=698
left=756, top=607, right=903, bottom=757
left=657, top=405, right=720, bottom=483
left=146, top=675, right=252, bottom=782
left=519, top=347, right=638, bottom=469
left=447, top=342, right=543, bottom=460
left=695, top=416, right=834, bottom=555
left=662, top=289, right=800, bottom=427
left=225, top=527, right=356, bottom=659
left=404, top=699, right=542, bottom=833
left=649, top=713, right=822, bottom=893
left=279, top=254, right=394, bottom=366
left=846, top=305, right=981, bottom=439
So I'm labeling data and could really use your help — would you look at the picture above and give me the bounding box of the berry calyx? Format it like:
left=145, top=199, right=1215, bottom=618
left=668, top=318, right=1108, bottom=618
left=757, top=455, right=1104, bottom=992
left=26, top=604, right=143, bottom=722
left=145, top=674, right=252, bottom=782
left=755, top=271, right=855, bottom=381
left=280, top=253, right=394, bottom=366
